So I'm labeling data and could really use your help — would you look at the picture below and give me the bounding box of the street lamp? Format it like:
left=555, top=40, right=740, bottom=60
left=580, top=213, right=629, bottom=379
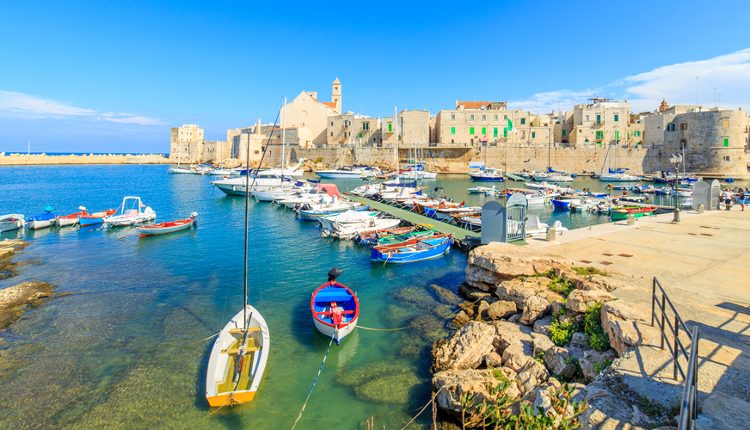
left=669, top=153, right=683, bottom=223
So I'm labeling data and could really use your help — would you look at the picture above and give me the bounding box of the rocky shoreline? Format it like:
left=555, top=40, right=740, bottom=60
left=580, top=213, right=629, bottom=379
left=0, top=239, right=54, bottom=330
left=429, top=243, right=673, bottom=429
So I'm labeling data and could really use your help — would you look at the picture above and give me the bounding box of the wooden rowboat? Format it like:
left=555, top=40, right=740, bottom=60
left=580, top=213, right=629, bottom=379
left=79, top=209, right=116, bottom=227
left=610, top=205, right=657, bottom=221
left=205, top=304, right=270, bottom=407
left=310, top=273, right=359, bottom=344
left=56, top=207, right=88, bottom=227
left=136, top=213, right=197, bottom=237
left=371, top=234, right=453, bottom=264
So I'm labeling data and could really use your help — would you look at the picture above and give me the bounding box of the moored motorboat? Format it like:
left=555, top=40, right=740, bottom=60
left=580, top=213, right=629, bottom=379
left=79, top=209, right=116, bottom=227
left=0, top=214, right=25, bottom=232
left=310, top=269, right=359, bottom=344
left=103, top=196, right=156, bottom=227
left=371, top=234, right=453, bottom=264
left=610, top=205, right=657, bottom=221
left=137, top=212, right=197, bottom=237
left=56, top=207, right=88, bottom=227
left=27, top=206, right=57, bottom=230
left=469, top=167, right=505, bottom=182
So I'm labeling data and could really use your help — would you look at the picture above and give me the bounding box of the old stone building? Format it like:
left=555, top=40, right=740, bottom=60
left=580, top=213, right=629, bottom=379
left=642, top=103, right=702, bottom=147
left=326, top=113, right=380, bottom=146
left=563, top=98, right=630, bottom=147
left=643, top=107, right=750, bottom=177
left=380, top=109, right=431, bottom=147
left=433, top=101, right=543, bottom=146
left=280, top=78, right=341, bottom=148
left=169, top=124, right=204, bottom=163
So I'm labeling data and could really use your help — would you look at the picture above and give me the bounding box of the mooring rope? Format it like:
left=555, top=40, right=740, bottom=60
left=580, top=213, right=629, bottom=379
left=290, top=332, right=335, bottom=430
left=400, top=385, right=448, bottom=430
left=356, top=324, right=408, bottom=332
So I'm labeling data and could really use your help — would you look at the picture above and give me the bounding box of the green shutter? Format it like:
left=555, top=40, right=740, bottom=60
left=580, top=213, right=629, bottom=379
left=469, top=127, right=475, bottom=135
left=493, top=127, right=498, bottom=137
left=451, top=127, right=456, bottom=135
left=388, top=123, right=392, bottom=132
left=723, top=137, right=729, bottom=147
left=562, top=130, right=566, bottom=137
left=615, top=131, right=620, bottom=140
left=503, top=128, right=508, bottom=138
left=507, top=119, right=513, bottom=131
left=481, top=127, right=487, bottom=135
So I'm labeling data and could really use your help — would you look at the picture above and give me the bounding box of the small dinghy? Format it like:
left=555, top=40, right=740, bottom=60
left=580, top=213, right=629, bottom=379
left=371, top=234, right=453, bottom=264
left=610, top=205, right=657, bottom=221
left=56, top=206, right=88, bottom=227
left=104, top=196, right=156, bottom=227
left=137, top=212, right=197, bottom=237
left=79, top=209, right=116, bottom=227
left=27, top=206, right=57, bottom=230
left=0, top=214, right=25, bottom=233
left=310, top=269, right=359, bottom=344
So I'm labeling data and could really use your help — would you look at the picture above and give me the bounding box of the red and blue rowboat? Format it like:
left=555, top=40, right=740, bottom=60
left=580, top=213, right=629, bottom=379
left=371, top=234, right=453, bottom=264
left=136, top=212, right=197, bottom=237
left=310, top=280, right=359, bottom=344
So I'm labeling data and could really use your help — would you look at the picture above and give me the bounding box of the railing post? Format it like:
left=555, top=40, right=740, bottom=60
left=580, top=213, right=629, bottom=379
left=660, top=294, right=666, bottom=350
left=674, top=315, right=680, bottom=380
left=651, top=278, right=656, bottom=327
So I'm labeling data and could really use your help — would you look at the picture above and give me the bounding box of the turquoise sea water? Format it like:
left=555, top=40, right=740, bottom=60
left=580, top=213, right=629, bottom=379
left=0, top=165, right=629, bottom=429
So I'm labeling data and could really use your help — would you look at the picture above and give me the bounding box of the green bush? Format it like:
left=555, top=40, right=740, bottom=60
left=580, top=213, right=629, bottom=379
left=550, top=319, right=576, bottom=346
left=572, top=266, right=609, bottom=277
left=584, top=304, right=610, bottom=351
left=593, top=359, right=613, bottom=374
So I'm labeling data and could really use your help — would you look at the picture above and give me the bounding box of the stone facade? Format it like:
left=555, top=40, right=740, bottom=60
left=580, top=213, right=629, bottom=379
left=169, top=124, right=204, bottom=163
left=433, top=101, right=543, bottom=146
left=326, top=113, right=380, bottom=146
left=564, top=99, right=630, bottom=147
left=280, top=78, right=341, bottom=148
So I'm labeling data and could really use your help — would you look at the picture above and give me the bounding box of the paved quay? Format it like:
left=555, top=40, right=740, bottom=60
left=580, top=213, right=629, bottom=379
left=528, top=208, right=750, bottom=426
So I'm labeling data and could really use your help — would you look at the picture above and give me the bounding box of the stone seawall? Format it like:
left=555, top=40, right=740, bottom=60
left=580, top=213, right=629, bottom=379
left=0, top=154, right=169, bottom=166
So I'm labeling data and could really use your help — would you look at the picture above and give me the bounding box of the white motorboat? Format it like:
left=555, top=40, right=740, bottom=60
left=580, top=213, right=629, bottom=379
left=467, top=185, right=500, bottom=195
left=532, top=172, right=574, bottom=182
left=212, top=175, right=294, bottom=196
left=315, top=168, right=367, bottom=179
left=104, top=196, right=156, bottom=227
left=168, top=166, right=195, bottom=174
left=398, top=169, right=438, bottom=180
left=599, top=173, right=640, bottom=182
left=0, top=214, right=25, bottom=232
left=208, top=168, right=238, bottom=176
left=319, top=210, right=400, bottom=239
left=297, top=199, right=365, bottom=220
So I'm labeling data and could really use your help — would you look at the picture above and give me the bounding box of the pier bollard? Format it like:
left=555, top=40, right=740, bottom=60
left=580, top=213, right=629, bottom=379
left=626, top=214, right=635, bottom=225
left=697, top=204, right=705, bottom=214
left=546, top=227, right=557, bottom=241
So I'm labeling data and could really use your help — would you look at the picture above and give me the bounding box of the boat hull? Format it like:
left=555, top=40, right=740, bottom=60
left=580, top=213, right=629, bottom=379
left=205, top=305, right=269, bottom=408
left=315, top=171, right=363, bottom=179
left=312, top=316, right=358, bottom=343
left=371, top=236, right=453, bottom=264
left=469, top=174, right=505, bottom=182
left=610, top=210, right=655, bottom=221
left=137, top=219, right=195, bottom=237
left=310, top=281, right=359, bottom=344
left=551, top=200, right=572, bottom=210
left=56, top=217, right=80, bottom=227
left=28, top=219, right=54, bottom=230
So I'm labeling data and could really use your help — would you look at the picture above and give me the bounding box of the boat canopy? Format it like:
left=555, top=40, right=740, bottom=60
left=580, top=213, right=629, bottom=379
left=316, top=184, right=341, bottom=198
left=468, top=161, right=484, bottom=169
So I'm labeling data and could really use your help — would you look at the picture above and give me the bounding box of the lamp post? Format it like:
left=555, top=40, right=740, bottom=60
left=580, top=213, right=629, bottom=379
left=669, top=153, right=683, bottom=223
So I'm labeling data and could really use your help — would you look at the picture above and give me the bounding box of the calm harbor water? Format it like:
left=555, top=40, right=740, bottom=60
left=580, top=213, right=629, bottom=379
left=0, top=165, right=660, bottom=429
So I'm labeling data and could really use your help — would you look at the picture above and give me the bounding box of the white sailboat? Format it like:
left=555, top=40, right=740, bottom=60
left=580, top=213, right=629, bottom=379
left=205, top=107, right=271, bottom=408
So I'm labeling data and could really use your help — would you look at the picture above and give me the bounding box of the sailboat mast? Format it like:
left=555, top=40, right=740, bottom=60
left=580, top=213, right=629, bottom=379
left=281, top=97, right=287, bottom=182
left=242, top=118, right=252, bottom=331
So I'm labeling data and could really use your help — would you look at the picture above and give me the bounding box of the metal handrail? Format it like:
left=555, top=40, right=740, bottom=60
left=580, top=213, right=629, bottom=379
left=678, top=326, right=700, bottom=430
left=651, top=276, right=694, bottom=380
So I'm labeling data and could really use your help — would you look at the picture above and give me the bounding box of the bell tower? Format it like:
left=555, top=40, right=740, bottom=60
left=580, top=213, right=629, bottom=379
left=332, top=77, right=342, bottom=114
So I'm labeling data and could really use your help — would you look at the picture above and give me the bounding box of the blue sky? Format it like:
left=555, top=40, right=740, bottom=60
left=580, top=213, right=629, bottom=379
left=1, top=1, right=749, bottom=153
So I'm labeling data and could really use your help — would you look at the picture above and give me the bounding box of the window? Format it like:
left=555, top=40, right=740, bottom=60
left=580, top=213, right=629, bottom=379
left=615, top=131, right=620, bottom=140
left=503, top=128, right=508, bottom=138
left=722, top=118, right=729, bottom=128
left=724, top=156, right=731, bottom=161
left=481, top=127, right=487, bottom=135
left=494, top=115, right=498, bottom=120
left=481, top=115, right=486, bottom=121
left=503, top=115, right=508, bottom=120
left=680, top=123, right=688, bottom=131
left=469, top=127, right=475, bottom=135
left=531, top=131, right=536, bottom=139
left=723, top=137, right=729, bottom=147
left=596, top=131, right=604, bottom=140
left=520, top=118, right=526, bottom=125
left=562, top=130, right=567, bottom=137
left=450, top=127, right=456, bottom=135
left=330, top=132, right=333, bottom=136
left=450, top=114, right=455, bottom=120
left=469, top=114, right=475, bottom=121
left=493, top=127, right=498, bottom=137
left=634, top=130, right=641, bottom=137
left=388, top=123, right=392, bottom=132
left=596, top=114, right=601, bottom=124
left=363, top=122, right=369, bottom=130
left=330, top=121, right=333, bottom=126
left=667, top=123, right=675, bottom=131
left=614, top=114, right=619, bottom=122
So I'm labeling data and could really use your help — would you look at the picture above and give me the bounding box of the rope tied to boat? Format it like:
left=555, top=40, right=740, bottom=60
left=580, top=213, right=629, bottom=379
left=290, top=332, right=335, bottom=430
left=400, top=384, right=449, bottom=430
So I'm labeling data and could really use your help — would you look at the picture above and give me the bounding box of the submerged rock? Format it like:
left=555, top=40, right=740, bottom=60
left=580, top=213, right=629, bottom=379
left=0, top=281, right=54, bottom=330
left=354, top=372, right=421, bottom=404
left=0, top=239, right=27, bottom=280
left=429, top=284, right=462, bottom=306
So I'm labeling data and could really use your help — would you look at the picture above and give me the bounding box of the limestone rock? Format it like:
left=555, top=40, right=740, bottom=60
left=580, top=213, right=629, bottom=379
left=571, top=332, right=589, bottom=349
left=485, top=300, right=516, bottom=320
left=451, top=310, right=471, bottom=328
left=531, top=332, right=555, bottom=357
left=432, top=321, right=496, bottom=372
left=544, top=346, right=577, bottom=380
left=602, top=300, right=649, bottom=323
left=466, top=243, right=574, bottom=289
left=601, top=303, right=659, bottom=356
left=519, top=295, right=550, bottom=325
left=579, top=349, right=616, bottom=382
left=533, top=315, right=553, bottom=336
left=430, top=284, right=463, bottom=306
left=515, top=360, right=549, bottom=395
left=698, top=391, right=750, bottom=430
left=502, top=343, right=532, bottom=372
left=458, top=283, right=492, bottom=301
left=433, top=368, right=521, bottom=426
left=483, top=352, right=503, bottom=368
left=476, top=301, right=490, bottom=320
left=490, top=320, right=533, bottom=353
left=0, top=281, right=55, bottom=330
left=496, top=277, right=562, bottom=308
left=566, top=289, right=616, bottom=313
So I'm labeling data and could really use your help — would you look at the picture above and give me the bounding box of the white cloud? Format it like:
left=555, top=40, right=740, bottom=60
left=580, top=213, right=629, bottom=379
left=624, top=48, right=750, bottom=111
left=0, top=90, right=164, bottom=126
left=508, top=48, right=750, bottom=113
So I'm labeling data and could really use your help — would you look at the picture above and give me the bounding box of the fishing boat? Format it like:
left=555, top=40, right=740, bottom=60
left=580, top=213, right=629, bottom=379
left=103, top=196, right=156, bottom=227
left=610, top=205, right=657, bottom=221
left=56, top=207, right=88, bottom=227
left=79, top=209, right=116, bottom=227
left=137, top=212, right=197, bottom=237
left=205, top=110, right=270, bottom=408
left=297, top=198, right=367, bottom=220
left=469, top=167, right=505, bottom=182
left=27, top=206, right=57, bottom=230
left=371, top=234, right=453, bottom=264
left=356, top=226, right=416, bottom=245
left=360, top=227, right=433, bottom=247
left=319, top=210, right=400, bottom=239
left=310, top=269, right=359, bottom=344
left=0, top=214, right=25, bottom=233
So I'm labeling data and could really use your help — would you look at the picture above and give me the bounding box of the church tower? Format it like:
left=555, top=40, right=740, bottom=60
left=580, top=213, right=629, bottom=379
left=332, top=77, right=342, bottom=114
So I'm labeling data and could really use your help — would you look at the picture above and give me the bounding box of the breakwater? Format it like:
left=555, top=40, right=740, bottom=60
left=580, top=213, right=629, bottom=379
left=0, top=153, right=169, bottom=165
